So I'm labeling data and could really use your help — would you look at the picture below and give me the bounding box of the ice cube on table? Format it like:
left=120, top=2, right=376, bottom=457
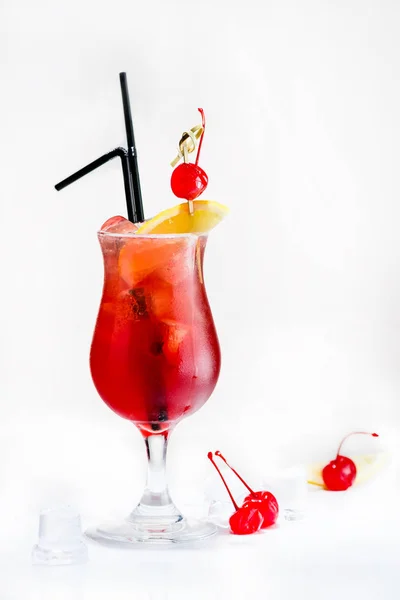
left=100, top=215, right=139, bottom=233
left=204, top=466, right=245, bottom=503
left=32, top=506, right=88, bottom=566
left=208, top=501, right=233, bottom=529
left=261, top=466, right=307, bottom=521
left=204, top=466, right=248, bottom=528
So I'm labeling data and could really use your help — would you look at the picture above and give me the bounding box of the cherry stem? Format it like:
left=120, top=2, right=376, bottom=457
left=207, top=452, right=239, bottom=511
left=215, top=451, right=255, bottom=496
left=195, top=108, right=205, bottom=166
left=336, top=431, right=379, bottom=458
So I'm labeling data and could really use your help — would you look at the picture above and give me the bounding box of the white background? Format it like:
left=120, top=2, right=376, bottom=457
left=2, top=0, right=400, bottom=598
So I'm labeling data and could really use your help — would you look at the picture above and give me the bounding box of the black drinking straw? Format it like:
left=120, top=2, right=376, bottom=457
left=54, top=73, right=144, bottom=224
left=119, top=73, right=144, bottom=223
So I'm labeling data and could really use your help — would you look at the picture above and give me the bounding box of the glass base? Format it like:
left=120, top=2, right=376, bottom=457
left=85, top=515, right=217, bottom=547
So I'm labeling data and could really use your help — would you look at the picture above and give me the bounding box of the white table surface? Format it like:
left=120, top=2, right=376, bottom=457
left=3, top=483, right=400, bottom=600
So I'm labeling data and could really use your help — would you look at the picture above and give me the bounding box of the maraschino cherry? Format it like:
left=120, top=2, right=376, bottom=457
left=215, top=451, right=279, bottom=528
left=207, top=452, right=263, bottom=535
left=322, top=431, right=379, bottom=491
left=171, top=108, right=208, bottom=201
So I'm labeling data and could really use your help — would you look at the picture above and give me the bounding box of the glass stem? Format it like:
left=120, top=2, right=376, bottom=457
left=136, top=434, right=178, bottom=513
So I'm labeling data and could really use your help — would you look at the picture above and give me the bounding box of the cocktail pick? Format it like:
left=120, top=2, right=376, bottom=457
left=170, top=109, right=208, bottom=214
left=170, top=125, right=203, bottom=168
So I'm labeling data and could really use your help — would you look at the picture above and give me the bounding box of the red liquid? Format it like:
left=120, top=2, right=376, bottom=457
left=90, top=233, right=221, bottom=435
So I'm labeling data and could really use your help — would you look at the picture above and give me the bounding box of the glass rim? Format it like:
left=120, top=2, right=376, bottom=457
left=97, top=230, right=209, bottom=240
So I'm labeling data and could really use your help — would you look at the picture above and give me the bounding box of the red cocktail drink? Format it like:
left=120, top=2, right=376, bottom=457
left=90, top=231, right=221, bottom=436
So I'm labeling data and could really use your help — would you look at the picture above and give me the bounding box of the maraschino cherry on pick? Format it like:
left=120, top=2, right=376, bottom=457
left=322, top=431, right=379, bottom=491
left=207, top=452, right=263, bottom=535
left=215, top=451, right=279, bottom=528
left=171, top=108, right=208, bottom=202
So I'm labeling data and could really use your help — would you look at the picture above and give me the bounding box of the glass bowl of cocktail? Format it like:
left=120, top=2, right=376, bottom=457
left=55, top=75, right=228, bottom=545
